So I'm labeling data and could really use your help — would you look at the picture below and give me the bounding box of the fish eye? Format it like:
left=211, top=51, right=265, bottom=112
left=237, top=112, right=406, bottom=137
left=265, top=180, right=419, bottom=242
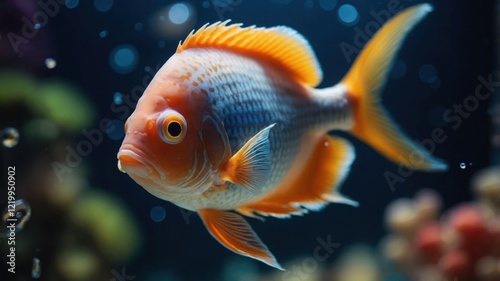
left=158, top=109, right=187, bottom=144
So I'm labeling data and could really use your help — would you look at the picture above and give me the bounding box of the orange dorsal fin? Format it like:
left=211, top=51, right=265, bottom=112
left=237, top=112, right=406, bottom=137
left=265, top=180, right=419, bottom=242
left=198, top=209, right=283, bottom=270
left=237, top=135, right=358, bottom=218
left=177, top=21, right=323, bottom=87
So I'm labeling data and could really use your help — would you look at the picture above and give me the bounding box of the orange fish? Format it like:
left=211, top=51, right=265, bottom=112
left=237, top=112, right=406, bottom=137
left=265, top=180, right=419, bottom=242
left=117, top=3, right=446, bottom=269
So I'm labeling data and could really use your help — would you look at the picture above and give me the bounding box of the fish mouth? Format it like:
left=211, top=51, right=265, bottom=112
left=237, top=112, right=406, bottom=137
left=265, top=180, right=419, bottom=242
left=118, top=144, right=160, bottom=179
left=118, top=145, right=197, bottom=195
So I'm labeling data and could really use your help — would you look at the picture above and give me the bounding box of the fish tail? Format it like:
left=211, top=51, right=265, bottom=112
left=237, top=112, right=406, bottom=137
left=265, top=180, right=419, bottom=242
left=342, top=4, right=448, bottom=171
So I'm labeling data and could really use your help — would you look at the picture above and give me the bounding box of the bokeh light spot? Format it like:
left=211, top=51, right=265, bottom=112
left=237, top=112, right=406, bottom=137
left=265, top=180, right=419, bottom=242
left=94, top=0, right=114, bottom=12
left=1, top=127, right=20, bottom=148
left=135, top=23, right=143, bottom=31
left=99, top=30, right=108, bottom=38
left=45, top=58, right=57, bottom=69
left=150, top=206, right=166, bottom=222
left=390, top=59, right=407, bottom=79
left=105, top=119, right=125, bottom=141
left=338, top=4, right=359, bottom=25
left=202, top=1, right=210, bottom=8
left=113, top=92, right=122, bottom=105
left=319, top=0, right=337, bottom=11
left=419, top=64, right=438, bottom=84
left=65, top=0, right=79, bottom=9
left=304, top=0, right=314, bottom=9
left=109, top=44, right=139, bottom=74
left=168, top=3, right=190, bottom=25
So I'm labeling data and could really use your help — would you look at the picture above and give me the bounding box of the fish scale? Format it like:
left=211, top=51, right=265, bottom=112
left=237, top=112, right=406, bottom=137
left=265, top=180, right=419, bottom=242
left=173, top=48, right=353, bottom=208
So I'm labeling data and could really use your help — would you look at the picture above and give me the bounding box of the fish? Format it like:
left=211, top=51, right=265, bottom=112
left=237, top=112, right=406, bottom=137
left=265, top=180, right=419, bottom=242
left=117, top=3, right=447, bottom=269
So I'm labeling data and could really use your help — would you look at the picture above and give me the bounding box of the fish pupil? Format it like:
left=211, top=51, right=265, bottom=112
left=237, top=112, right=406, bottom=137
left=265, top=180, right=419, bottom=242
left=168, top=121, right=182, bottom=137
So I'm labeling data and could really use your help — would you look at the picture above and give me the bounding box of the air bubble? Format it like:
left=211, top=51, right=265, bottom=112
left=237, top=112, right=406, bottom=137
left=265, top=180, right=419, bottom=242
left=460, top=162, right=466, bottom=169
left=1, top=127, right=20, bottom=148
left=45, top=58, right=57, bottom=69
left=32, top=257, right=41, bottom=279
left=2, top=199, right=32, bottom=232
left=134, top=23, right=143, bottom=31
left=34, top=23, right=41, bottom=30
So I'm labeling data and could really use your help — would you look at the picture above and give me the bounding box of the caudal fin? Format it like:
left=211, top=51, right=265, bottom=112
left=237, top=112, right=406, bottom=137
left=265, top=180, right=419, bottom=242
left=342, top=3, right=447, bottom=171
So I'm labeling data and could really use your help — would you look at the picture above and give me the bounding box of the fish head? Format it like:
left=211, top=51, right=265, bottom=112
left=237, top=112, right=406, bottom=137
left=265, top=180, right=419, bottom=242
left=118, top=68, right=231, bottom=197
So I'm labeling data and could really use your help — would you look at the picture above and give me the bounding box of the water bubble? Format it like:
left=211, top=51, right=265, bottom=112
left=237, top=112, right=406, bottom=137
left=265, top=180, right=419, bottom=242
left=109, top=44, right=139, bottom=74
left=150, top=206, right=166, bottom=222
left=32, top=257, right=41, bottom=279
left=460, top=162, right=466, bottom=169
left=419, top=64, right=438, bottom=84
left=390, top=60, right=407, bottom=79
left=134, top=23, right=143, bottom=31
left=34, top=23, right=41, bottom=30
left=113, top=92, right=122, bottom=105
left=45, top=58, right=57, bottom=69
left=1, top=127, right=20, bottom=148
left=105, top=119, right=125, bottom=141
left=65, top=0, right=79, bottom=9
left=319, top=0, right=337, bottom=11
left=2, top=199, right=32, bottom=232
left=94, top=0, right=114, bottom=12
left=99, top=30, right=108, bottom=38
left=338, top=4, right=359, bottom=25
left=168, top=3, right=191, bottom=25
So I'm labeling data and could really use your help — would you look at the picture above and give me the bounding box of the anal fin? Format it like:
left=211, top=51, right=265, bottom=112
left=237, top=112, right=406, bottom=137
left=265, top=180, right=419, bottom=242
left=198, top=209, right=283, bottom=270
left=237, top=135, right=357, bottom=218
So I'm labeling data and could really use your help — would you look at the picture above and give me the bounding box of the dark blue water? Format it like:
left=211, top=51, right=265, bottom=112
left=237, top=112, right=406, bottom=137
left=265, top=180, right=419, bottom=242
left=0, top=0, right=495, bottom=280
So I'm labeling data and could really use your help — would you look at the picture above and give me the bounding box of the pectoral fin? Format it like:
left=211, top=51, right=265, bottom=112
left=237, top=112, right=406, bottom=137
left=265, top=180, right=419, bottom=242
left=198, top=209, right=283, bottom=270
left=237, top=135, right=357, bottom=218
left=219, top=124, right=275, bottom=194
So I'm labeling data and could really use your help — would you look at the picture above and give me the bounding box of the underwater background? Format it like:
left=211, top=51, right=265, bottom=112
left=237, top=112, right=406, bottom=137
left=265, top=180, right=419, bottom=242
left=0, top=0, right=497, bottom=280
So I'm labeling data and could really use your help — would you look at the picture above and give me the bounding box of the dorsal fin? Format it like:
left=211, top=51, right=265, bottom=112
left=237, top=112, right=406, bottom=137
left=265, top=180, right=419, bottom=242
left=177, top=21, right=323, bottom=87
